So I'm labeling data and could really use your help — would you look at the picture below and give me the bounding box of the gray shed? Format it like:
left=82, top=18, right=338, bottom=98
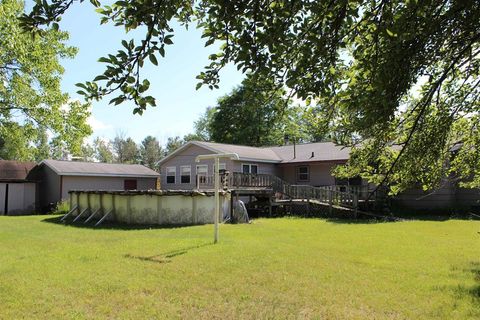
left=0, top=161, right=38, bottom=215
left=37, top=160, right=160, bottom=210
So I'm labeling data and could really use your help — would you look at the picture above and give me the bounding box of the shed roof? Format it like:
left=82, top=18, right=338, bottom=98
left=41, top=160, right=160, bottom=178
left=0, top=160, right=37, bottom=182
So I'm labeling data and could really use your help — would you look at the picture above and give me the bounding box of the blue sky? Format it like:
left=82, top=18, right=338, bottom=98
left=56, top=3, right=244, bottom=145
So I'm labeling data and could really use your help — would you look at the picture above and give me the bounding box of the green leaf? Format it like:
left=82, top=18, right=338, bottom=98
left=149, top=54, right=158, bottom=66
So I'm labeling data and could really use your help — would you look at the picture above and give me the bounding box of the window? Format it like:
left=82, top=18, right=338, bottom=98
left=242, top=164, right=258, bottom=174
left=166, top=167, right=176, bottom=184
left=196, top=165, right=208, bottom=184
left=124, top=179, right=137, bottom=190
left=297, top=166, right=309, bottom=181
left=213, top=163, right=226, bottom=172
left=180, top=166, right=191, bottom=184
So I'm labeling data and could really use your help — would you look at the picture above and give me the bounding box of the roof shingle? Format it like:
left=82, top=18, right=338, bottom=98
left=42, top=160, right=160, bottom=177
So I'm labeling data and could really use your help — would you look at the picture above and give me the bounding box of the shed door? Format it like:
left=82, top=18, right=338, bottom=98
left=124, top=179, right=137, bottom=190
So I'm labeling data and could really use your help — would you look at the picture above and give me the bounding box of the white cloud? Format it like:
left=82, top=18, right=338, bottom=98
left=88, top=115, right=112, bottom=131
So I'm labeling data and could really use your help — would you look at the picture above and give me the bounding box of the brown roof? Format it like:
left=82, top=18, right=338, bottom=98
left=0, top=160, right=37, bottom=181
left=196, top=141, right=283, bottom=162
left=41, top=159, right=160, bottom=178
left=271, top=142, right=351, bottom=163
left=193, top=141, right=350, bottom=163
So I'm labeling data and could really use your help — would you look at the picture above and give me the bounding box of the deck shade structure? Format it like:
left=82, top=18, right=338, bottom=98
left=195, top=153, right=239, bottom=243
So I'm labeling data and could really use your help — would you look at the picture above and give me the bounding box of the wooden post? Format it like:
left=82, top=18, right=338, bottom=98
left=328, top=191, right=333, bottom=214
left=269, top=196, right=272, bottom=217
left=307, top=197, right=310, bottom=216
left=353, top=194, right=358, bottom=219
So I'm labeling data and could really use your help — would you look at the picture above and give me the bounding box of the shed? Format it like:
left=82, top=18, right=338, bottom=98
left=0, top=160, right=38, bottom=215
left=37, top=160, right=160, bottom=210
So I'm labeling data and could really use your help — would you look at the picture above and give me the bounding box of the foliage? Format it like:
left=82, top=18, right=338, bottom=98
left=0, top=0, right=91, bottom=161
left=54, top=200, right=70, bottom=214
left=190, top=106, right=215, bottom=142
left=140, top=135, right=163, bottom=169
left=111, top=131, right=139, bottom=163
left=208, top=76, right=311, bottom=146
left=93, top=137, right=114, bottom=163
left=1, top=216, right=479, bottom=318
left=165, top=136, right=184, bottom=155
left=22, top=0, right=480, bottom=192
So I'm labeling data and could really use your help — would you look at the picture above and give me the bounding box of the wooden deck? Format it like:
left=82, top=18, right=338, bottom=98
left=197, top=172, right=378, bottom=214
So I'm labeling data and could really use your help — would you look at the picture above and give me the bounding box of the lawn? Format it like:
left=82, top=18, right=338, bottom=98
left=0, top=216, right=479, bottom=319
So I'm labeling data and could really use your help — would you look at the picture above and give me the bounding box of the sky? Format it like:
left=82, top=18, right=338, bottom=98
left=56, top=2, right=245, bottom=145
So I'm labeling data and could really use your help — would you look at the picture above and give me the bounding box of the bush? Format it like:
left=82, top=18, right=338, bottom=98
left=54, top=200, right=70, bottom=215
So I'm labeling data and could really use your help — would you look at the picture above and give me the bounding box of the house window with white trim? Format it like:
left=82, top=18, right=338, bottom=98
left=196, top=164, right=208, bottom=184
left=242, top=164, right=258, bottom=174
left=297, top=166, right=309, bottom=182
left=213, top=163, right=226, bottom=172
left=166, top=166, right=176, bottom=184
left=180, top=165, right=191, bottom=184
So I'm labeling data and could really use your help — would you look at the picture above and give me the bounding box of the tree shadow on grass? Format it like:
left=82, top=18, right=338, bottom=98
left=41, top=215, right=205, bottom=231
left=445, top=262, right=480, bottom=307
left=124, top=243, right=212, bottom=264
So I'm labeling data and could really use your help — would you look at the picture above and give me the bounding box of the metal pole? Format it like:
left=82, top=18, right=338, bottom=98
left=214, top=157, right=220, bottom=243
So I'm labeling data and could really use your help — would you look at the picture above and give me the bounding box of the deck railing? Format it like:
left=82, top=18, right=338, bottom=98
left=196, top=172, right=372, bottom=211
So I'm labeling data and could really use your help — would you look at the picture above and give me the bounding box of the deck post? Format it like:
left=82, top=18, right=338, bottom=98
left=269, top=196, right=272, bottom=217
left=353, top=193, right=358, bottom=218
left=328, top=192, right=333, bottom=214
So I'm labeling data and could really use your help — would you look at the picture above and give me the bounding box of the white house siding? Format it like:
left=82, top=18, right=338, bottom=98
left=278, top=162, right=344, bottom=186
left=392, top=181, right=456, bottom=211
left=160, top=144, right=281, bottom=190
left=61, top=176, right=157, bottom=200
left=231, top=160, right=279, bottom=176
left=160, top=144, right=216, bottom=190
left=0, top=182, right=37, bottom=215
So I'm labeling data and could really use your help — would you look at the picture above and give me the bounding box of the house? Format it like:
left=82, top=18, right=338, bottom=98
left=0, top=160, right=38, bottom=215
left=158, top=141, right=480, bottom=212
left=158, top=141, right=361, bottom=189
left=35, top=160, right=160, bottom=210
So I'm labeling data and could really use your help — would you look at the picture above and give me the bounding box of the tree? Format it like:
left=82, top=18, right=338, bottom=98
left=34, top=126, right=50, bottom=161
left=0, top=0, right=91, bottom=161
left=140, top=135, right=162, bottom=169
left=23, top=1, right=480, bottom=193
left=111, top=132, right=139, bottom=163
left=93, top=137, right=114, bottom=163
left=208, top=76, right=310, bottom=146
left=165, top=136, right=184, bottom=156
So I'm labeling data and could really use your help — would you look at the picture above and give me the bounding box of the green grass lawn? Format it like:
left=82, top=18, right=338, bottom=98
left=0, top=216, right=479, bottom=319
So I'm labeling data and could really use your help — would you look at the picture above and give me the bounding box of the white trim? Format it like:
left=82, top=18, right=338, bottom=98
left=237, top=157, right=280, bottom=164
left=196, top=164, right=208, bottom=175
left=296, top=165, right=310, bottom=182
left=157, top=141, right=224, bottom=166
left=241, top=163, right=259, bottom=174
left=180, top=165, right=191, bottom=184
left=166, top=166, right=176, bottom=184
